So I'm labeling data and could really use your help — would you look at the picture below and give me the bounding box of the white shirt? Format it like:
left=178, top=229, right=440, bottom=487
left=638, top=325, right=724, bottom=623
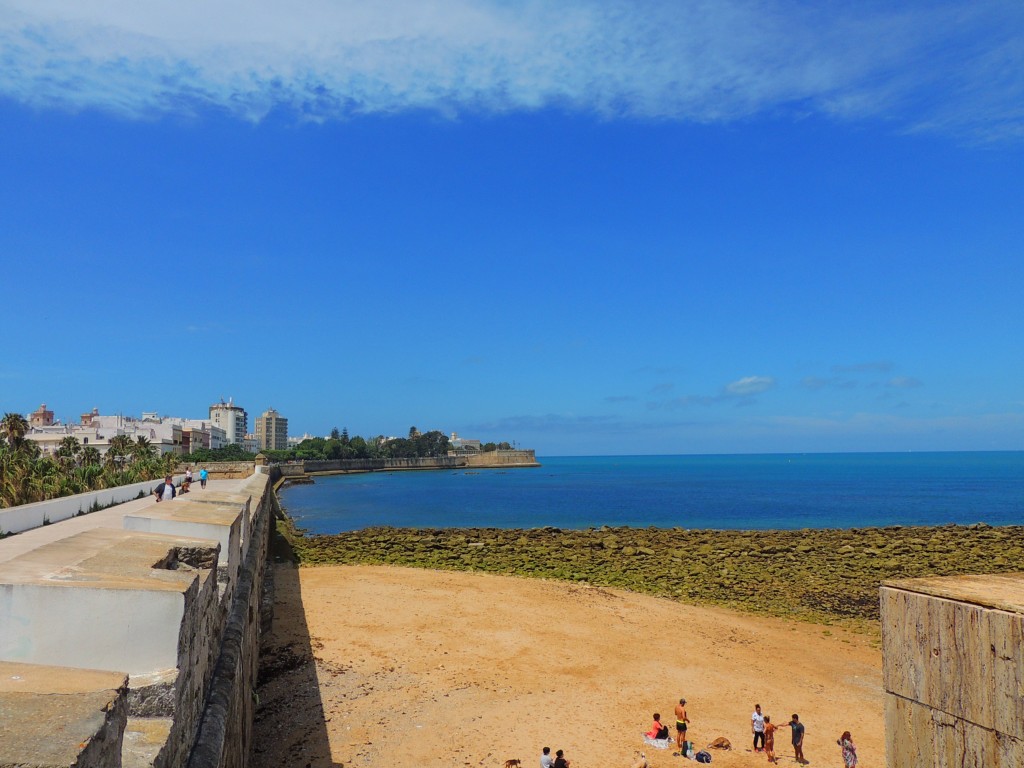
left=540, top=755, right=554, bottom=768
left=162, top=483, right=175, bottom=501
left=752, top=711, right=765, bottom=732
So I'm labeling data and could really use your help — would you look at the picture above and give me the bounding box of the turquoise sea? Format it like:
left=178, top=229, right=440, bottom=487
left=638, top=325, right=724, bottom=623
left=278, top=452, right=1024, bottom=534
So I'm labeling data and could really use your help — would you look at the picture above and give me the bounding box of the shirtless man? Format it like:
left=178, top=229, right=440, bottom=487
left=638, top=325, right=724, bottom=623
left=674, top=698, right=690, bottom=754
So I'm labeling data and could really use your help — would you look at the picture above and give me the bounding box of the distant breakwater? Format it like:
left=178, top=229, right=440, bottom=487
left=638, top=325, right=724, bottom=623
left=281, top=521, right=1024, bottom=628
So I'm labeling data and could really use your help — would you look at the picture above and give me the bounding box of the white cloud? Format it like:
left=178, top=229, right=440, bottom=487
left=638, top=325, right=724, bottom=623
left=0, top=0, right=1020, bottom=138
left=725, top=375, right=776, bottom=396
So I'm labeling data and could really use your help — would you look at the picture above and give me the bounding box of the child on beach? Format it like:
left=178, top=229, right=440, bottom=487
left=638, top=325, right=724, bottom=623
left=837, top=731, right=857, bottom=767
left=763, top=716, right=778, bottom=764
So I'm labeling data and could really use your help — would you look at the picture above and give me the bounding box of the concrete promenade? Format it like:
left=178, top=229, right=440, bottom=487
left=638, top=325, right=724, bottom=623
left=0, top=473, right=274, bottom=768
left=0, top=478, right=240, bottom=565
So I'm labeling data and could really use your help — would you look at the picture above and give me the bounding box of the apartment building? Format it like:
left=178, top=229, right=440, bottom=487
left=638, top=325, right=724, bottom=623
left=254, top=408, right=288, bottom=451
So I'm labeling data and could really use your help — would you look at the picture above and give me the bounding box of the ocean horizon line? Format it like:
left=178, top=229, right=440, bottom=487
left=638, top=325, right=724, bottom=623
left=537, top=448, right=1024, bottom=459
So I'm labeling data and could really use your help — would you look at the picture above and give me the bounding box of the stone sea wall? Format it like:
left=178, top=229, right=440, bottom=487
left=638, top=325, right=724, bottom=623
left=0, top=472, right=275, bottom=768
left=275, top=449, right=540, bottom=479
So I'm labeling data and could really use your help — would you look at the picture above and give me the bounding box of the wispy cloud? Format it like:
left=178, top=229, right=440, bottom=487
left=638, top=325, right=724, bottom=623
left=802, top=376, right=857, bottom=391
left=604, top=395, right=637, bottom=404
left=724, top=375, right=776, bottom=396
left=650, top=374, right=776, bottom=409
left=0, top=1, right=1020, bottom=139
left=888, top=376, right=923, bottom=389
left=831, top=361, right=894, bottom=374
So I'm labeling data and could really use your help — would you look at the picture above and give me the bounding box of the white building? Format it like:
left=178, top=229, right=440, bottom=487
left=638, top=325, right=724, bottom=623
left=242, top=434, right=260, bottom=455
left=92, top=414, right=182, bottom=455
left=209, top=398, right=247, bottom=445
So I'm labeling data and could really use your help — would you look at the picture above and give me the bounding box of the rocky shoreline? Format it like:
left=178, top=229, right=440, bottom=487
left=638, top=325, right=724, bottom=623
left=279, top=517, right=1024, bottom=628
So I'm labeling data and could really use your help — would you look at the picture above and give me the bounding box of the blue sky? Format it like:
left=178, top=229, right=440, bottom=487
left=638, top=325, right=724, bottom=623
left=2, top=0, right=1022, bottom=456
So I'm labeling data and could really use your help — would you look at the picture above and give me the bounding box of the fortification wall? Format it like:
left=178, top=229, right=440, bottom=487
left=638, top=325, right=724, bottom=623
left=193, top=461, right=255, bottom=479
left=881, top=574, right=1024, bottom=767
left=463, top=449, right=539, bottom=467
left=0, top=470, right=274, bottom=768
left=276, top=450, right=539, bottom=479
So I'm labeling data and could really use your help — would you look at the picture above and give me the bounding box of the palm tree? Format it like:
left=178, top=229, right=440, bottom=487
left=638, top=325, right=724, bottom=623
left=0, top=413, right=29, bottom=449
left=81, top=446, right=101, bottom=467
left=131, top=436, right=155, bottom=461
left=55, top=436, right=82, bottom=466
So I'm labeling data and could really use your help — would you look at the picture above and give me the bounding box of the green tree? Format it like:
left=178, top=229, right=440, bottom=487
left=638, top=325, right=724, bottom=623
left=0, top=413, right=29, bottom=449
left=330, top=427, right=340, bottom=440
left=55, top=436, right=82, bottom=466
left=349, top=435, right=368, bottom=458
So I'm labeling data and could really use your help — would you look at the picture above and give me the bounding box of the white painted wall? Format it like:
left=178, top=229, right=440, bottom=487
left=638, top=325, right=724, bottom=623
left=0, top=584, right=184, bottom=675
left=0, top=475, right=185, bottom=536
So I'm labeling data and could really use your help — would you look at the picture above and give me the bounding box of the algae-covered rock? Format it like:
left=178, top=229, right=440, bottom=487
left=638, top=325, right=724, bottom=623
left=281, top=519, right=1024, bottom=628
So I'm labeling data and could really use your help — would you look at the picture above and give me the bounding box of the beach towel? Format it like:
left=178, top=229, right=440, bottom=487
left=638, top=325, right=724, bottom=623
left=642, top=735, right=673, bottom=750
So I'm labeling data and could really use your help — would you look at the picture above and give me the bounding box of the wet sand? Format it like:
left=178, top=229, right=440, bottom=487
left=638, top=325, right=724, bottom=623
left=254, top=564, right=883, bottom=768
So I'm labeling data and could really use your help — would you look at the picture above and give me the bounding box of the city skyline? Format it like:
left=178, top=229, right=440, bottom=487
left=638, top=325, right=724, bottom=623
left=2, top=1, right=1022, bottom=456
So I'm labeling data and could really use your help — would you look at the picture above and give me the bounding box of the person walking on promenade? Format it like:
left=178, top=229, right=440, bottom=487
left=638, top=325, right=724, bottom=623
left=784, top=713, right=806, bottom=764
left=185, top=466, right=193, bottom=485
left=837, top=731, right=857, bottom=767
left=553, top=749, right=570, bottom=768
left=540, top=747, right=553, bottom=768
left=199, top=466, right=208, bottom=489
left=674, top=698, right=690, bottom=755
left=763, top=715, right=779, bottom=764
left=752, top=703, right=766, bottom=752
left=153, top=475, right=176, bottom=502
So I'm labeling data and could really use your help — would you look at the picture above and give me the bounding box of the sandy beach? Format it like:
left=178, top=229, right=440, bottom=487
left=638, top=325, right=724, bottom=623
left=254, top=563, right=883, bottom=768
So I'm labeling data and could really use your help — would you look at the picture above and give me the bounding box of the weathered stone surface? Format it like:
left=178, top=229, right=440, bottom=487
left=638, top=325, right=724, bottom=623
left=0, top=662, right=127, bottom=768
left=882, top=574, right=1024, bottom=767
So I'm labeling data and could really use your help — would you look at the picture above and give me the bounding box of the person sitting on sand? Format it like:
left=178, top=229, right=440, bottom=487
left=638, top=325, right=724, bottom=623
left=540, top=747, right=554, bottom=768
left=646, top=713, right=669, bottom=740
left=763, top=715, right=779, bottom=764
left=553, top=749, right=570, bottom=768
left=837, top=731, right=857, bottom=767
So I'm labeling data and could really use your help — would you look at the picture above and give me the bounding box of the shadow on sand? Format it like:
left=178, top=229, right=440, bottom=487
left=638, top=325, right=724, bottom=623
left=252, top=530, right=341, bottom=768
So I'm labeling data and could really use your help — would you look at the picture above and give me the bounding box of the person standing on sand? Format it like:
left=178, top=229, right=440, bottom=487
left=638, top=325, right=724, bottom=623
left=540, top=747, right=554, bottom=768
left=752, top=704, right=765, bottom=752
left=784, top=713, right=806, bottom=764
left=837, top=731, right=857, bottom=767
left=199, top=466, right=208, bottom=489
left=553, top=749, right=570, bottom=768
left=674, top=698, right=690, bottom=754
left=763, top=715, right=778, bottom=764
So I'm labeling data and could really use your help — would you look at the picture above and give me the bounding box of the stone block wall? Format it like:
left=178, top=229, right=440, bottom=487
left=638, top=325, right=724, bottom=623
left=881, top=574, right=1024, bottom=767
left=186, top=474, right=273, bottom=768
left=0, top=471, right=275, bottom=768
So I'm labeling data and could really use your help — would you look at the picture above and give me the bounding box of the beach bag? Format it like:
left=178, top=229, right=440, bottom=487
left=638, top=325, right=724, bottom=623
left=695, top=750, right=712, bottom=763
